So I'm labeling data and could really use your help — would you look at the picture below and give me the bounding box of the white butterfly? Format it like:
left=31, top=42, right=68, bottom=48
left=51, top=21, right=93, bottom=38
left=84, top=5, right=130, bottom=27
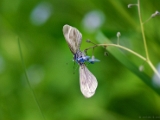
left=63, top=24, right=98, bottom=98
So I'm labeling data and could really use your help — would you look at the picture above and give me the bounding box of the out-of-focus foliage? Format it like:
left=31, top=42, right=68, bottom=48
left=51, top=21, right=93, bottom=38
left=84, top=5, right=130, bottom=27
left=0, top=0, right=160, bottom=120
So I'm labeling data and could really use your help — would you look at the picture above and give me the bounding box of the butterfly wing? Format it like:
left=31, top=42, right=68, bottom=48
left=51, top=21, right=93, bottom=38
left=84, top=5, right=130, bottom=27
left=63, top=24, right=82, bottom=54
left=79, top=64, right=98, bottom=98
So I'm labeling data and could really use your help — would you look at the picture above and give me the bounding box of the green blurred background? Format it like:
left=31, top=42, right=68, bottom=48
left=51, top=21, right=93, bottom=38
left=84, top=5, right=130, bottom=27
left=0, top=0, right=160, bottom=120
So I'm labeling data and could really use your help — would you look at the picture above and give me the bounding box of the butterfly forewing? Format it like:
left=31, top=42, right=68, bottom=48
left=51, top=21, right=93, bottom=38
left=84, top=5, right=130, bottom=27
left=63, top=25, right=82, bottom=54
left=79, top=64, right=98, bottom=98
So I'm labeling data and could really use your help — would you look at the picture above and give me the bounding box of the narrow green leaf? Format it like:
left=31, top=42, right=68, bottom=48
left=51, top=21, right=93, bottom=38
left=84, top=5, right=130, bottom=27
left=96, top=32, right=160, bottom=95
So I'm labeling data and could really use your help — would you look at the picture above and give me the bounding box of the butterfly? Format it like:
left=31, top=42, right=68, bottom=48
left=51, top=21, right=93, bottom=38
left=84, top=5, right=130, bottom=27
left=63, top=24, right=98, bottom=98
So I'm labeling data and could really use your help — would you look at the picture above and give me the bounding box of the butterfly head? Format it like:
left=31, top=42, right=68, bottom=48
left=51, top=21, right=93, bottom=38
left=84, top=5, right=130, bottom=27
left=74, top=51, right=90, bottom=65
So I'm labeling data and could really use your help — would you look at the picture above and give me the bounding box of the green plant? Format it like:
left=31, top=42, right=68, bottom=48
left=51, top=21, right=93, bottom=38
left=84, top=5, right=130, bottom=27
left=84, top=0, right=160, bottom=95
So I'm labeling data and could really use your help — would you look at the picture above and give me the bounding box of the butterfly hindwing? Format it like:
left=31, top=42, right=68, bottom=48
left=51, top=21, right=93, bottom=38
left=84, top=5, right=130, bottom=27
left=79, top=64, right=98, bottom=98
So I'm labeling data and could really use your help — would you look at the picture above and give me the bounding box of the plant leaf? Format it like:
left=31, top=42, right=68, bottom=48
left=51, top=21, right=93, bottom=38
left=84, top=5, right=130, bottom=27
left=96, top=31, right=160, bottom=95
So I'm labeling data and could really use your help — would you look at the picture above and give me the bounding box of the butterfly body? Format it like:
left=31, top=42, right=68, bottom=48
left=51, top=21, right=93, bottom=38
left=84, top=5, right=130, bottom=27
left=74, top=51, right=90, bottom=65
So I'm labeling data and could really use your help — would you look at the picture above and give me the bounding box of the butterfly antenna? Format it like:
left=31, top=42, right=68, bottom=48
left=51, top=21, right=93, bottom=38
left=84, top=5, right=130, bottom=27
left=86, top=39, right=97, bottom=46
left=86, top=39, right=109, bottom=58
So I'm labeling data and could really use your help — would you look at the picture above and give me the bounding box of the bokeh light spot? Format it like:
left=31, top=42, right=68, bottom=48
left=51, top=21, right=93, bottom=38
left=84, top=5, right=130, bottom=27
left=82, top=10, right=105, bottom=33
left=152, top=63, right=160, bottom=88
left=30, top=2, right=53, bottom=26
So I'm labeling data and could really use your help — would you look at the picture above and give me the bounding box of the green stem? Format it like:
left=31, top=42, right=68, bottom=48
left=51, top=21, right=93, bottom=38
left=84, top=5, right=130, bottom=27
left=137, top=0, right=150, bottom=61
left=18, top=38, right=46, bottom=120
left=85, top=43, right=160, bottom=78
left=85, top=44, right=146, bottom=61
left=138, top=0, right=160, bottom=78
left=106, top=44, right=146, bottom=61
left=117, top=37, right=119, bottom=45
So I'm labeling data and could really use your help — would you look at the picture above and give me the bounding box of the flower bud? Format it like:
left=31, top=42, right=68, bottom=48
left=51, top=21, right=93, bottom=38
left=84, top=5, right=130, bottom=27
left=151, top=11, right=160, bottom=18
left=117, top=32, right=121, bottom=38
left=128, top=4, right=137, bottom=8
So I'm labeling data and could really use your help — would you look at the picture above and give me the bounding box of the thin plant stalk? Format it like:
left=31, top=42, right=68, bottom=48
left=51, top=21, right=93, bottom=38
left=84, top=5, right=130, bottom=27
left=137, top=0, right=149, bottom=61
left=18, top=38, right=46, bottom=120
left=137, top=0, right=160, bottom=78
